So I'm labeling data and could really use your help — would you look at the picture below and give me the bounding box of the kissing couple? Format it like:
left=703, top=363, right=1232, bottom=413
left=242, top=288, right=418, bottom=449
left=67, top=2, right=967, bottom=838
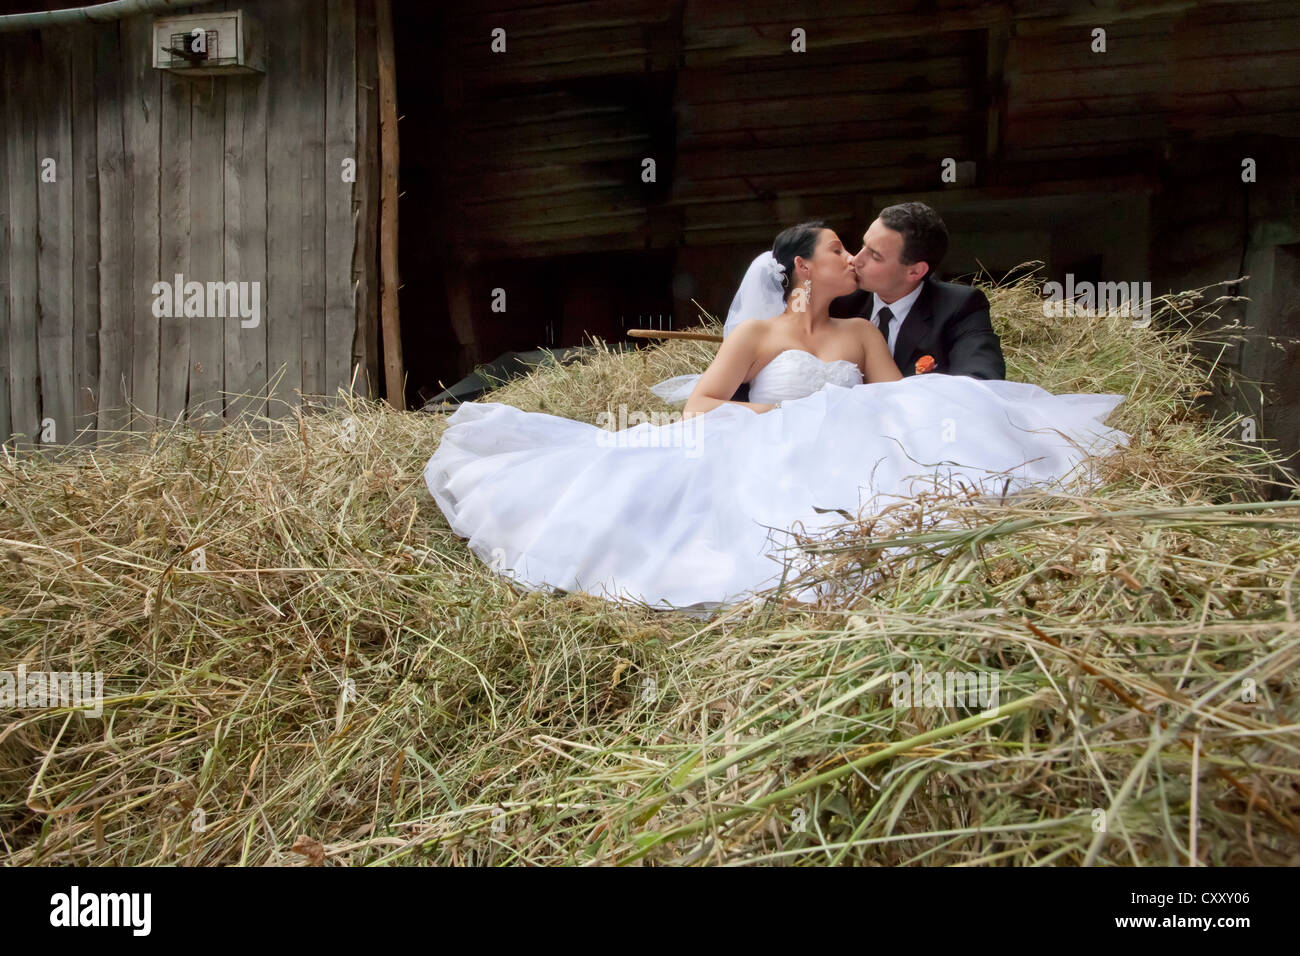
left=425, top=202, right=1130, bottom=610
left=654, top=201, right=1005, bottom=413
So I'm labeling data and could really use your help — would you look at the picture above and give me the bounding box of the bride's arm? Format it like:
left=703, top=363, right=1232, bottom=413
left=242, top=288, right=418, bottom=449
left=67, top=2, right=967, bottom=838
left=683, top=320, right=776, bottom=418
left=860, top=320, right=903, bottom=383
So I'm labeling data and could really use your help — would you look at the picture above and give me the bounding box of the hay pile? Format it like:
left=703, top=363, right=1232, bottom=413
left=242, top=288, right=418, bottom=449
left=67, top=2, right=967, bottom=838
left=2, top=272, right=1297, bottom=866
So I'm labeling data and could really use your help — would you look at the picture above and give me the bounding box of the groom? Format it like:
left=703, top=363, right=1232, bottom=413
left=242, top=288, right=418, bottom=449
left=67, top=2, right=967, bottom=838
left=729, top=202, right=1004, bottom=402
left=828, top=202, right=1006, bottom=380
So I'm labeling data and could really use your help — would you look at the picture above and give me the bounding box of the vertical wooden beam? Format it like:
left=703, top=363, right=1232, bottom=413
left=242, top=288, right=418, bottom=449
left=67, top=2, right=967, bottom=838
left=325, top=0, right=358, bottom=403
left=5, top=31, right=41, bottom=447
left=223, top=69, right=269, bottom=431
left=984, top=24, right=1011, bottom=187
left=188, top=75, right=226, bottom=431
left=352, top=0, right=380, bottom=399
left=157, top=69, right=192, bottom=425
left=94, top=22, right=131, bottom=438
left=69, top=24, right=100, bottom=445
left=37, top=27, right=75, bottom=448
left=300, top=0, right=327, bottom=405
left=265, top=0, right=304, bottom=419
left=0, top=39, right=11, bottom=446
left=122, top=14, right=162, bottom=435
left=376, top=0, right=403, bottom=407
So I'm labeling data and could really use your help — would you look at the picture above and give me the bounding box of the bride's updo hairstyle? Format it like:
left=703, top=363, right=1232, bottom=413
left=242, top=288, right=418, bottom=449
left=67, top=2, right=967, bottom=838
left=772, top=220, right=827, bottom=303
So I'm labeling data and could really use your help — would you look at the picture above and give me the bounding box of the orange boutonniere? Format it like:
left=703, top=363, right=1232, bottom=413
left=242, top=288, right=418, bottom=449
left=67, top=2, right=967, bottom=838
left=914, top=355, right=937, bottom=375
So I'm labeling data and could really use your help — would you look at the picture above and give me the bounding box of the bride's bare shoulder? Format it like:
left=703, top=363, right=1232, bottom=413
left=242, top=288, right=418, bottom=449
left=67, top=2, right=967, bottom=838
left=729, top=317, right=774, bottom=337
left=721, top=317, right=772, bottom=350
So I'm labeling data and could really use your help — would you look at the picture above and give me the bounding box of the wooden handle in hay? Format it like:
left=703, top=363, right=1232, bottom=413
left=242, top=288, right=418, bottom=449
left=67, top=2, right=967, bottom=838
left=627, top=329, right=723, bottom=343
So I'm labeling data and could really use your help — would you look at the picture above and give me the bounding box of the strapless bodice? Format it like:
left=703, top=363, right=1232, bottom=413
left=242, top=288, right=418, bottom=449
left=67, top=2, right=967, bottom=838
left=747, top=349, right=864, bottom=404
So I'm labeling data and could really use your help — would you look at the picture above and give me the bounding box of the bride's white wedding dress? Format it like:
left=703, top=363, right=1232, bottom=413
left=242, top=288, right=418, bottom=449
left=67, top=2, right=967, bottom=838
left=423, top=349, right=1129, bottom=610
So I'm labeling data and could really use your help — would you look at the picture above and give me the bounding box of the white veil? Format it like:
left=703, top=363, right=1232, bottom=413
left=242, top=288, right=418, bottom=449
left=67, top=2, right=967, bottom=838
left=649, top=251, right=788, bottom=406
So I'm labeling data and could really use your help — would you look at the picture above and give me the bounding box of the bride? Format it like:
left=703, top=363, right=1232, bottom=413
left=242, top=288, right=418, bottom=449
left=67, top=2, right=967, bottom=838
left=677, top=222, right=901, bottom=419
left=424, top=222, right=1129, bottom=610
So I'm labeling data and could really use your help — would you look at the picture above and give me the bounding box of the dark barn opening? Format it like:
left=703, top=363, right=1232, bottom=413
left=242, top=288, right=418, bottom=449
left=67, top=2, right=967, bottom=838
left=392, top=0, right=678, bottom=408
left=376, top=1, right=1300, bottom=486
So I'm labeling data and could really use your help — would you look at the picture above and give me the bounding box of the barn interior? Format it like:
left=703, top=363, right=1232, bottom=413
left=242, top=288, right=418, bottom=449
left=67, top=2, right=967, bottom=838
left=385, top=0, right=1299, bottom=480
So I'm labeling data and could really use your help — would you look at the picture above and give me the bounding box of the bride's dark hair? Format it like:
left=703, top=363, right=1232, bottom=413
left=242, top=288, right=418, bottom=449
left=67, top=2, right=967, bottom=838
left=772, top=220, right=827, bottom=302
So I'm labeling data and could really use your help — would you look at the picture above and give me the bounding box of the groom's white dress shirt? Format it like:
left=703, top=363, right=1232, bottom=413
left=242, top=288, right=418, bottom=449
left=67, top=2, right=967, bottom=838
left=870, top=281, right=925, bottom=357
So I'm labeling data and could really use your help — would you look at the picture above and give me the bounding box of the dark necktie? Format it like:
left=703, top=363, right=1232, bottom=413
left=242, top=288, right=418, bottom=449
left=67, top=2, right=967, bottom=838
left=877, top=306, right=895, bottom=353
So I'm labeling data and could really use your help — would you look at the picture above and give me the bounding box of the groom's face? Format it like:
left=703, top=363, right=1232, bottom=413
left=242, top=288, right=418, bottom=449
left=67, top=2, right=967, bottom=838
left=851, top=218, right=928, bottom=301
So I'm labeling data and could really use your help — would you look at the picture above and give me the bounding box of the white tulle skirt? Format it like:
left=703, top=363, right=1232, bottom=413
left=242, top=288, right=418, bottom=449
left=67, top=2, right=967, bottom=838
left=424, top=375, right=1128, bottom=610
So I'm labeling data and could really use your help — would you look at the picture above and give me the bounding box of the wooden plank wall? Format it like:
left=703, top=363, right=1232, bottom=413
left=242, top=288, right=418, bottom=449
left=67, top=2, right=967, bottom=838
left=436, top=0, right=1300, bottom=262
left=439, top=0, right=988, bottom=259
left=442, top=0, right=674, bottom=261
left=0, top=0, right=378, bottom=448
left=1001, top=1, right=1300, bottom=174
left=672, top=30, right=984, bottom=248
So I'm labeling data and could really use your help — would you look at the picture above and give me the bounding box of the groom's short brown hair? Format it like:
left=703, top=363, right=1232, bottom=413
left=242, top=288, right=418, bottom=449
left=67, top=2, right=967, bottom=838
left=878, top=202, right=948, bottom=273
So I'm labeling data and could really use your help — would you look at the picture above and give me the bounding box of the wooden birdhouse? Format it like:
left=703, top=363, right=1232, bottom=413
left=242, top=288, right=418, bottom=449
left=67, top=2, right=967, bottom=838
left=152, top=10, right=264, bottom=75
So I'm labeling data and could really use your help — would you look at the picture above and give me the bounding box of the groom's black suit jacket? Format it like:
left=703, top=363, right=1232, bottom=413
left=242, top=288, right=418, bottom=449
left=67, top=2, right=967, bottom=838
left=729, top=277, right=1005, bottom=402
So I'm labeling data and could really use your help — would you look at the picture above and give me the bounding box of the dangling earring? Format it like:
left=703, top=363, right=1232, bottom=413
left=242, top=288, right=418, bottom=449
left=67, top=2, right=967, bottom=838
left=803, top=278, right=812, bottom=300
left=791, top=275, right=808, bottom=312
